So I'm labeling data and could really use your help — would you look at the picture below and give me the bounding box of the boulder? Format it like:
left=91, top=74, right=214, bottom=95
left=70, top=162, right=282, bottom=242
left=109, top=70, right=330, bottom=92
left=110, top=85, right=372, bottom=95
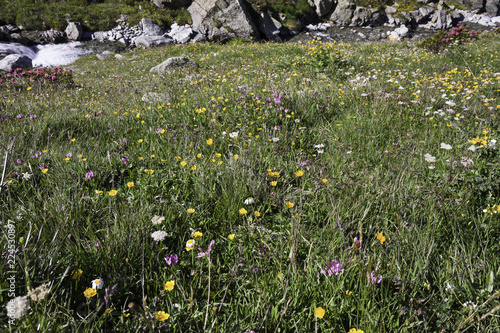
left=96, top=51, right=115, bottom=60
left=313, top=0, right=334, bottom=17
left=258, top=12, right=282, bottom=39
left=485, top=0, right=500, bottom=16
left=350, top=7, right=371, bottom=26
left=150, top=56, right=199, bottom=74
left=0, top=54, right=32, bottom=71
left=22, top=29, right=66, bottom=44
left=140, top=18, right=164, bottom=36
left=424, top=9, right=452, bottom=29
left=454, top=0, right=484, bottom=12
left=152, top=0, right=191, bottom=8
left=166, top=23, right=193, bottom=43
left=188, top=0, right=260, bottom=41
left=65, top=22, right=83, bottom=41
left=135, top=35, right=174, bottom=48
left=329, top=0, right=356, bottom=26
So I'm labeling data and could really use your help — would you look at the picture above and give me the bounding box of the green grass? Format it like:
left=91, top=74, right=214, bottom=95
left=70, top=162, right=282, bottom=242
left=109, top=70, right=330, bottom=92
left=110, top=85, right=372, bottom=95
left=1, top=33, right=500, bottom=332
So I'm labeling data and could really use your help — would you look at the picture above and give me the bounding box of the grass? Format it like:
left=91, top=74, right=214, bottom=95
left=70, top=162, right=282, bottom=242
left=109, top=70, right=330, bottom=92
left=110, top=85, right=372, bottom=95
left=1, top=32, right=500, bottom=332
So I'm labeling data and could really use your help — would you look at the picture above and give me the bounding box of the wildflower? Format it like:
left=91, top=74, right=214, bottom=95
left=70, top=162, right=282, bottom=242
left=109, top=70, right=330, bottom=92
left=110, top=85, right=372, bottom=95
left=206, top=138, right=213, bottom=145
left=234, top=154, right=239, bottom=160
left=229, top=132, right=239, bottom=138
left=84, top=288, right=97, bottom=298
left=376, top=231, right=386, bottom=245
left=463, top=301, right=477, bottom=309
left=127, top=182, right=134, bottom=188
left=151, top=230, right=168, bottom=241
left=22, top=172, right=31, bottom=180
left=370, top=271, right=382, bottom=284
left=277, top=272, right=283, bottom=279
left=321, top=260, right=344, bottom=276
left=254, top=211, right=261, bottom=217
left=121, top=156, right=129, bottom=164
left=196, top=240, right=215, bottom=258
left=155, top=311, right=170, bottom=321
left=28, top=283, right=51, bottom=302
left=187, top=208, right=195, bottom=214
left=41, top=169, right=48, bottom=173
left=321, top=178, right=328, bottom=183
left=91, top=278, right=104, bottom=290
left=424, top=153, right=436, bottom=163
left=144, top=169, right=154, bottom=175
left=151, top=215, right=165, bottom=225
left=186, top=239, right=196, bottom=251
left=164, top=280, right=175, bottom=291
left=440, top=143, right=452, bottom=150
left=228, top=234, right=235, bottom=240
left=314, top=306, right=325, bottom=319
left=239, top=208, right=248, bottom=214
left=16, top=158, right=23, bottom=164
left=165, top=254, right=178, bottom=266
left=270, top=181, right=277, bottom=186
left=71, top=269, right=83, bottom=279
left=95, top=190, right=103, bottom=194
left=353, top=237, right=362, bottom=249
left=85, top=171, right=94, bottom=180
left=286, top=201, right=294, bottom=208
left=190, top=165, right=197, bottom=170
left=295, top=170, right=303, bottom=177
left=271, top=137, right=279, bottom=142
left=349, top=329, right=364, bottom=333
left=244, top=197, right=255, bottom=205
left=109, top=189, right=118, bottom=196
left=180, top=161, right=187, bottom=167
left=192, top=231, right=203, bottom=240
left=6, top=296, right=30, bottom=319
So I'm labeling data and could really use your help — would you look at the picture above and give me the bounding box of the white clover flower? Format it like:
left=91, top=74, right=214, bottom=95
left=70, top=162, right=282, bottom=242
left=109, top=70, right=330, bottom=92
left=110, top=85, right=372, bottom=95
left=91, top=278, right=104, bottom=290
left=440, top=143, right=452, bottom=150
left=244, top=197, right=255, bottom=205
left=424, top=153, right=436, bottom=163
left=6, top=296, right=30, bottom=319
left=151, top=230, right=168, bottom=242
left=28, top=283, right=51, bottom=302
left=151, top=215, right=165, bottom=225
left=429, top=165, right=435, bottom=169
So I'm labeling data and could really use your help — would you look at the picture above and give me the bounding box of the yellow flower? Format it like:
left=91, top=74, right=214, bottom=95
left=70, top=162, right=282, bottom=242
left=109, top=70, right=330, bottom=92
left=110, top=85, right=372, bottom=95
left=295, top=170, right=303, bottom=177
left=314, top=306, right=325, bottom=319
left=155, top=311, right=170, bottom=321
left=109, top=190, right=118, bottom=197
left=137, top=139, right=143, bottom=143
left=164, top=280, right=175, bottom=291
left=27, top=86, right=32, bottom=91
left=254, top=211, right=261, bottom=217
left=186, top=239, right=196, bottom=251
left=41, top=168, right=48, bottom=174
left=277, top=273, right=283, bottom=279
left=127, top=182, right=134, bottom=188
left=105, top=308, right=113, bottom=314
left=349, top=329, right=364, bottom=333
left=215, top=153, right=221, bottom=158
left=239, top=208, right=247, bottom=214
left=207, top=138, right=213, bottom=145
left=145, top=169, right=154, bottom=175
left=234, top=154, right=239, bottom=160
left=270, top=181, right=277, bottom=187
left=376, top=231, right=386, bottom=245
left=71, top=269, right=83, bottom=279
left=190, top=165, right=197, bottom=170
left=122, top=313, right=130, bottom=318
left=197, top=153, right=202, bottom=158
left=95, top=190, right=103, bottom=194
left=83, top=288, right=97, bottom=298
left=187, top=208, right=195, bottom=214
left=228, top=234, right=235, bottom=240
left=286, top=201, right=294, bottom=208
left=180, top=161, right=187, bottom=167
left=321, top=178, right=328, bottom=184
left=192, top=231, right=203, bottom=240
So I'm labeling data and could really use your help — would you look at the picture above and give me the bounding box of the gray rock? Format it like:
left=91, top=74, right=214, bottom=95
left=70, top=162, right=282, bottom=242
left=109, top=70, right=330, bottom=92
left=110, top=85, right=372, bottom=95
left=313, top=0, right=334, bottom=17
left=152, top=0, right=191, bottom=8
left=150, top=56, right=200, bottom=74
left=485, top=0, right=500, bottom=16
left=191, top=30, right=207, bottom=42
left=329, top=0, right=356, bottom=26
left=65, top=22, right=83, bottom=41
left=425, top=9, right=452, bottom=29
left=393, top=25, right=409, bottom=37
left=350, top=7, right=371, bottom=26
left=135, top=35, right=174, bottom=48
left=188, top=0, right=260, bottom=41
left=96, top=51, right=115, bottom=60
left=140, top=18, right=164, bottom=36
left=0, top=54, right=32, bottom=71
left=167, top=23, right=193, bottom=43
left=258, top=12, right=282, bottom=39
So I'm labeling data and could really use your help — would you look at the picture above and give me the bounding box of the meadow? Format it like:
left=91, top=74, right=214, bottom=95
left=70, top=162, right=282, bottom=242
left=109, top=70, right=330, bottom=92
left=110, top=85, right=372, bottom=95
left=1, top=31, right=500, bottom=332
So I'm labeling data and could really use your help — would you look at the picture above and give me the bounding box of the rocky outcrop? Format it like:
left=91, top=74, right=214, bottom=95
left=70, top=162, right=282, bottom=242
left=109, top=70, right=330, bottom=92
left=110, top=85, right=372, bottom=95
left=150, top=56, right=199, bottom=74
left=258, top=12, right=282, bottom=39
left=0, top=54, right=32, bottom=71
left=188, top=0, right=260, bottom=42
left=135, top=35, right=174, bottom=48
left=485, top=0, right=500, bottom=16
left=421, top=8, right=453, bottom=29
left=92, top=22, right=143, bottom=46
left=140, top=18, right=164, bottom=36
left=329, top=0, right=356, bottom=26
left=166, top=23, right=194, bottom=43
left=313, top=0, right=334, bottom=17
left=20, top=30, right=66, bottom=44
left=65, top=22, right=83, bottom=41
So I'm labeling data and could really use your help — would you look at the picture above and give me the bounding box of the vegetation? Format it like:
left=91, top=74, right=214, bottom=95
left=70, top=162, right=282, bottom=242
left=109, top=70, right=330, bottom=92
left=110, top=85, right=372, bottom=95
left=1, top=31, right=500, bottom=332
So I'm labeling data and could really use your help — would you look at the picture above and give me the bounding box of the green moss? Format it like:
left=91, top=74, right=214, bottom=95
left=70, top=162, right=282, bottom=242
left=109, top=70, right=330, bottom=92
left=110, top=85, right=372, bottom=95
left=214, top=19, right=223, bottom=29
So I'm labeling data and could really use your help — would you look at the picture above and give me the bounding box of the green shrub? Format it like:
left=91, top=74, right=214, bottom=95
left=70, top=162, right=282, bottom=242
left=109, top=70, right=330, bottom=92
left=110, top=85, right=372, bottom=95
left=419, top=24, right=478, bottom=53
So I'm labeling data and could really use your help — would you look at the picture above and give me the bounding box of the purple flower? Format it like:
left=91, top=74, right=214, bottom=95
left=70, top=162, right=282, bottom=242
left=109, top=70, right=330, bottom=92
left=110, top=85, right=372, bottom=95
left=353, top=237, right=362, bottom=249
left=121, top=156, right=129, bottom=164
left=165, top=254, right=179, bottom=266
left=196, top=240, right=215, bottom=258
left=156, top=127, right=163, bottom=134
left=17, top=114, right=23, bottom=119
left=16, top=159, right=23, bottom=164
left=322, top=260, right=344, bottom=276
left=29, top=114, right=37, bottom=119
left=32, top=152, right=41, bottom=158
left=370, top=271, right=382, bottom=284
left=66, top=152, right=72, bottom=158
left=85, top=171, right=94, bottom=180
left=274, top=125, right=280, bottom=131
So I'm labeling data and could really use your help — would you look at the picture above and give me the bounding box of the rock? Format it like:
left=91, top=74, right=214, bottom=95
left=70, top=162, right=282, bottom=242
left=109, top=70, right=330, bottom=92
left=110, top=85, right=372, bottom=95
left=191, top=30, right=207, bottom=42
left=455, top=0, right=484, bottom=12
left=140, top=18, right=164, bottom=36
left=115, top=54, right=125, bottom=59
left=188, top=0, right=260, bottom=41
left=329, top=0, right=356, bottom=26
left=394, top=25, right=409, bottom=37
left=313, top=0, right=334, bottom=17
left=152, top=0, right=191, bottom=8
left=65, top=22, right=83, bottom=41
left=350, top=7, right=372, bottom=26
left=258, top=12, right=282, bottom=39
left=150, top=56, right=199, bottom=74
left=492, top=16, right=500, bottom=24
left=167, top=23, right=193, bottom=43
left=485, top=0, right=500, bottom=16
left=8, top=33, right=34, bottom=45
left=0, top=54, right=32, bottom=71
left=135, top=35, right=174, bottom=48
left=387, top=33, right=400, bottom=41
left=142, top=92, right=170, bottom=103
left=96, top=51, right=114, bottom=60
left=423, top=9, right=452, bottom=29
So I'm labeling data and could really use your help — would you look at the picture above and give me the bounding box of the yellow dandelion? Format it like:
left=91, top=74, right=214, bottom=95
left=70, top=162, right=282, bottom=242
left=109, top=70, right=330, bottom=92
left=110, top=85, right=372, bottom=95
left=270, top=181, right=277, bottom=186
left=207, top=138, right=213, bottom=145
left=376, top=231, right=386, bottom=245
left=239, top=208, right=248, bottom=214
left=254, top=211, right=261, bottom=217
left=295, top=170, right=303, bottom=177
left=228, top=234, right=235, bottom=240
left=155, top=311, right=170, bottom=321
left=164, top=280, right=175, bottom=291
left=192, top=231, right=203, bottom=240
left=234, top=154, right=239, bottom=160
left=109, top=190, right=118, bottom=196
left=321, top=178, right=328, bottom=184
left=286, top=201, right=294, bottom=208
left=83, top=288, right=97, bottom=298
left=187, top=208, right=195, bottom=214
left=127, top=182, right=134, bottom=188
left=41, top=168, right=48, bottom=173
left=180, top=161, right=187, bottom=167
left=314, top=306, right=325, bottom=319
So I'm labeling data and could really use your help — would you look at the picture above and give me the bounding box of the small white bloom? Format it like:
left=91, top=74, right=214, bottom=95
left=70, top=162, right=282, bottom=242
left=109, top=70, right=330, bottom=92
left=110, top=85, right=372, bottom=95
left=6, top=296, right=30, bottom=319
left=151, top=215, right=165, bottom=225
left=445, top=283, right=455, bottom=291
left=151, top=230, right=168, bottom=242
left=229, top=131, right=239, bottom=139
left=346, top=151, right=352, bottom=154
left=463, top=301, right=477, bottom=309
left=272, top=137, right=279, bottom=142
left=489, top=139, right=497, bottom=147
left=461, top=157, right=473, bottom=168
left=91, top=278, right=104, bottom=290
left=186, top=239, right=196, bottom=248
left=424, top=153, right=436, bottom=163
left=314, top=144, right=325, bottom=149
left=428, top=165, right=435, bottom=169
left=244, top=197, right=255, bottom=205
left=440, top=143, right=452, bottom=150
left=317, top=149, right=324, bottom=154
left=468, top=145, right=477, bottom=152
left=22, top=173, right=32, bottom=180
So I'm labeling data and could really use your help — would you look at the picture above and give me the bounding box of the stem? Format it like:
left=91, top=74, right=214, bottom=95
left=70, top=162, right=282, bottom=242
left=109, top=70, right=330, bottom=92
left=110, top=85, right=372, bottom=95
left=204, top=256, right=211, bottom=331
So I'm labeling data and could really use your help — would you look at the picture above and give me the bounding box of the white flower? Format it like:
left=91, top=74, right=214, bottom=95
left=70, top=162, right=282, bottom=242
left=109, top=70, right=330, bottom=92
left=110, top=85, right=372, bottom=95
left=151, top=230, right=168, bottom=241
left=272, top=137, right=279, bottom=142
left=428, top=165, right=435, bottom=169
left=6, top=296, right=30, bottom=319
left=440, top=143, right=452, bottom=150
left=489, top=139, right=497, bottom=147
left=463, top=301, right=477, bottom=309
left=22, top=173, right=32, bottom=180
left=317, top=149, right=324, bottom=154
left=186, top=239, right=196, bottom=248
left=424, top=153, right=436, bottom=163
left=468, top=145, right=477, bottom=152
left=229, top=132, right=239, bottom=139
left=461, top=157, right=473, bottom=168
left=244, top=197, right=255, bottom=205
left=28, top=283, right=51, bottom=302
left=314, top=144, right=325, bottom=149
left=445, top=283, right=455, bottom=291
left=151, top=215, right=165, bottom=225
left=91, top=278, right=104, bottom=290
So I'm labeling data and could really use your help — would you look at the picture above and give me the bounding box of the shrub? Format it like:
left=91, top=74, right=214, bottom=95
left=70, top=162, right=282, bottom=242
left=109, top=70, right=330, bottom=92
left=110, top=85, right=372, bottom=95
left=419, top=24, right=478, bottom=53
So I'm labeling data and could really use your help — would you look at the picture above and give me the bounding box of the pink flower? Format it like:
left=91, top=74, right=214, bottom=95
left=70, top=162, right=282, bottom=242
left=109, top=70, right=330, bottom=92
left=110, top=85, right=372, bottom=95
left=196, top=240, right=215, bottom=258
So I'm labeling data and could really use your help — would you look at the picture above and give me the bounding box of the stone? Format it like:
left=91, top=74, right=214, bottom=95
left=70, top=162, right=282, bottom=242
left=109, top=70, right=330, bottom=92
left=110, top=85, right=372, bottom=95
left=350, top=7, right=371, bottom=26
left=167, top=23, right=193, bottom=43
left=150, top=56, right=200, bottom=74
left=313, top=0, right=334, bottom=17
left=394, top=25, right=409, bottom=37
left=485, top=0, right=500, bottom=16
left=152, top=0, right=191, bottom=8
left=135, top=35, right=174, bottom=48
left=329, top=0, right=356, bottom=26
left=96, top=51, right=114, bottom=60
left=65, top=22, right=83, bottom=41
left=0, top=54, right=32, bottom=71
left=188, top=0, right=260, bottom=41
left=140, top=18, right=164, bottom=36
left=258, top=12, right=282, bottom=39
